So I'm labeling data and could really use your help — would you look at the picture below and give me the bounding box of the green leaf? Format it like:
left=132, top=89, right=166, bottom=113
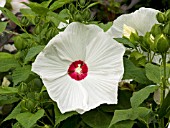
left=114, top=38, right=135, bottom=48
left=108, top=107, right=151, bottom=128
left=12, top=65, right=31, bottom=85
left=0, top=95, right=19, bottom=106
left=16, top=109, right=44, bottom=128
left=81, top=109, right=112, bottom=128
left=158, top=91, right=170, bottom=118
left=110, top=120, right=135, bottom=128
left=4, top=102, right=21, bottom=122
left=28, top=2, right=49, bottom=15
left=54, top=103, right=77, bottom=126
left=49, top=0, right=74, bottom=11
left=123, top=58, right=150, bottom=84
left=0, top=7, right=21, bottom=27
left=0, top=58, right=20, bottom=72
left=0, top=52, right=13, bottom=59
left=145, top=63, right=161, bottom=83
left=130, top=85, right=159, bottom=108
left=24, top=45, right=44, bottom=64
left=97, top=22, right=113, bottom=32
left=41, top=0, right=53, bottom=8
left=0, top=87, right=18, bottom=94
left=0, top=22, right=7, bottom=33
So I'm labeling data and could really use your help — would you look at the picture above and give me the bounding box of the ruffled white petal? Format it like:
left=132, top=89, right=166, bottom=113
left=42, top=75, right=88, bottom=114
left=107, top=7, right=159, bottom=38
left=32, top=44, right=69, bottom=79
left=50, top=22, right=103, bottom=62
left=81, top=75, right=118, bottom=112
left=85, top=31, right=125, bottom=81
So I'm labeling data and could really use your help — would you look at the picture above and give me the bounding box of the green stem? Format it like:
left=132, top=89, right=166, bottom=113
left=44, top=110, right=54, bottom=126
left=160, top=53, right=167, bottom=128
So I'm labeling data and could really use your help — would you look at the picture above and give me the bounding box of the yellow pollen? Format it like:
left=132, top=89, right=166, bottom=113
left=75, top=64, right=82, bottom=74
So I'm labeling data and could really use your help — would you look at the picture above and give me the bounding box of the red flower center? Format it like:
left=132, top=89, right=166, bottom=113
left=68, top=60, right=88, bottom=81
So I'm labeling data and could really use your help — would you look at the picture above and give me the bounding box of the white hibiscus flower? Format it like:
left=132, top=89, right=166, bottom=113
left=106, top=7, right=169, bottom=64
left=11, top=0, right=29, bottom=14
left=0, top=0, right=6, bottom=15
left=32, top=22, right=125, bottom=114
left=107, top=7, right=159, bottom=38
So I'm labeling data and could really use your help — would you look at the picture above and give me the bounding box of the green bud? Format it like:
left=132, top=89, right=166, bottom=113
left=140, top=32, right=154, bottom=52
left=82, top=9, right=91, bottom=21
left=155, top=34, right=169, bottom=53
left=68, top=3, right=76, bottom=14
left=18, top=82, right=27, bottom=93
left=163, top=22, right=170, bottom=35
left=34, top=24, right=42, bottom=35
left=25, top=99, right=35, bottom=111
left=21, top=16, right=29, bottom=26
left=79, top=0, right=86, bottom=6
left=129, top=32, right=139, bottom=44
left=73, top=11, right=83, bottom=22
left=20, top=100, right=28, bottom=112
left=151, top=24, right=163, bottom=37
left=156, top=12, right=165, bottom=23
left=13, top=36, right=27, bottom=50
left=46, top=27, right=59, bottom=39
left=34, top=16, right=40, bottom=24
left=165, top=9, right=170, bottom=21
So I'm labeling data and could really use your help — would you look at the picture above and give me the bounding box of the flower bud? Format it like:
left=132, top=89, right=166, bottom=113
left=69, top=3, right=76, bottom=14
left=34, top=24, right=42, bottom=35
left=156, top=12, right=165, bottom=23
left=151, top=24, right=163, bottom=37
left=165, top=9, right=170, bottom=21
left=34, top=16, right=40, bottom=24
left=163, top=22, right=170, bottom=35
left=18, top=82, right=27, bottom=93
left=73, top=11, right=83, bottom=22
left=123, top=24, right=137, bottom=39
left=13, top=36, right=27, bottom=50
left=25, top=99, right=35, bottom=111
left=79, top=0, right=86, bottom=6
left=46, top=27, right=59, bottom=39
left=20, top=100, right=28, bottom=112
left=155, top=34, right=169, bottom=53
left=21, top=16, right=29, bottom=26
left=82, top=9, right=91, bottom=21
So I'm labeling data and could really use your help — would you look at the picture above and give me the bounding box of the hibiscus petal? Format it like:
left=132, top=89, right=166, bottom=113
left=32, top=44, right=69, bottom=78
left=42, top=75, right=88, bottom=114
left=50, top=22, right=103, bottom=62
left=107, top=7, right=159, bottom=38
left=81, top=74, right=118, bottom=111
left=85, top=32, right=125, bottom=81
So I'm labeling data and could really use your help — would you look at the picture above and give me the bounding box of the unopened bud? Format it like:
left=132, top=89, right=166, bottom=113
left=34, top=16, right=40, bottom=24
left=73, top=11, right=83, bottom=22
left=165, top=9, right=170, bottom=21
left=34, top=24, right=42, bottom=35
left=156, top=12, right=165, bottom=23
left=163, top=22, right=170, bottom=35
left=151, top=24, right=163, bottom=37
left=13, top=36, right=27, bottom=50
left=123, top=24, right=137, bottom=39
left=82, top=9, right=91, bottom=21
left=69, top=3, right=76, bottom=14
left=155, top=34, right=169, bottom=53
left=21, top=16, right=29, bottom=26
left=79, top=0, right=86, bottom=6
